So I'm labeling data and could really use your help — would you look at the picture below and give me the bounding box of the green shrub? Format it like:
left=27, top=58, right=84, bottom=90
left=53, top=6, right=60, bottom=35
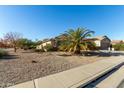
left=58, top=44, right=68, bottom=51
left=0, top=49, right=8, bottom=57
left=17, top=38, right=37, bottom=50
left=44, top=44, right=57, bottom=51
left=113, top=43, right=124, bottom=51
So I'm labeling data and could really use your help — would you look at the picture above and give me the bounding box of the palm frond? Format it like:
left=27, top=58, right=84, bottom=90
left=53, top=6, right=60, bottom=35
left=59, top=27, right=95, bottom=54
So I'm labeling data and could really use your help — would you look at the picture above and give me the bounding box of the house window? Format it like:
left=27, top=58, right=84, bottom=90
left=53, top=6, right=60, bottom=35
left=94, top=40, right=101, bottom=46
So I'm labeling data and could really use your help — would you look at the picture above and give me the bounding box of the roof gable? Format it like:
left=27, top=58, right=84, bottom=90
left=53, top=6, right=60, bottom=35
left=92, top=36, right=111, bottom=41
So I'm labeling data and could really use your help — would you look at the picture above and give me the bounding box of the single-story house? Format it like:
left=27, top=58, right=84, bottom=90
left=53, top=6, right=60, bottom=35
left=36, top=35, right=111, bottom=51
left=36, top=39, right=57, bottom=51
left=83, top=36, right=111, bottom=50
left=111, top=40, right=124, bottom=45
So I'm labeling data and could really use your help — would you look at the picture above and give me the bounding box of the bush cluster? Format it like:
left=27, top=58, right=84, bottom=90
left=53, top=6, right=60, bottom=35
left=113, top=43, right=124, bottom=51
left=44, top=44, right=57, bottom=51
left=0, top=49, right=8, bottom=57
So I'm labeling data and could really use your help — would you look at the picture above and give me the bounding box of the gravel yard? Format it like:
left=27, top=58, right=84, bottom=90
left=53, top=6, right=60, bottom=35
left=0, top=49, right=110, bottom=87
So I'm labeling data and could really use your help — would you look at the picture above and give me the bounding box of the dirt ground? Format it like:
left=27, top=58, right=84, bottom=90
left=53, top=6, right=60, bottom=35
left=0, top=49, right=111, bottom=87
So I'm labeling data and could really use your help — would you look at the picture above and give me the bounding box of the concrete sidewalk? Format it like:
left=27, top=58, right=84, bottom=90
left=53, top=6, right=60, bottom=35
left=10, top=56, right=124, bottom=88
left=95, top=66, right=124, bottom=88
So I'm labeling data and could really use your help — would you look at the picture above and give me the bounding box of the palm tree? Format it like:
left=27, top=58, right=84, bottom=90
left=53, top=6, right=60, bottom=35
left=60, top=27, right=95, bottom=54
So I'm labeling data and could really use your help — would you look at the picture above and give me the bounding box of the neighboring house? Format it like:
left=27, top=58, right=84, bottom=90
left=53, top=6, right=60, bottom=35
left=37, top=35, right=111, bottom=51
left=83, top=36, right=111, bottom=50
left=36, top=44, right=43, bottom=50
left=111, top=40, right=124, bottom=45
left=36, top=34, right=68, bottom=50
left=36, top=39, right=57, bottom=51
left=93, top=36, right=111, bottom=50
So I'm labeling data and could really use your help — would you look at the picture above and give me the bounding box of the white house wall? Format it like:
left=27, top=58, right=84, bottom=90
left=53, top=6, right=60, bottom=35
left=36, top=45, right=42, bottom=49
left=36, top=41, right=52, bottom=49
left=42, top=41, right=52, bottom=47
left=94, top=40, right=101, bottom=47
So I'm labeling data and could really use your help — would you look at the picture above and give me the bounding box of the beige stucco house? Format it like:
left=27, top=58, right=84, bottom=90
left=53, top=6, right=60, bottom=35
left=111, top=40, right=124, bottom=45
left=36, top=39, right=57, bottom=51
left=83, top=36, right=111, bottom=50
left=36, top=41, right=51, bottom=49
left=37, top=35, right=111, bottom=51
left=92, top=36, right=111, bottom=50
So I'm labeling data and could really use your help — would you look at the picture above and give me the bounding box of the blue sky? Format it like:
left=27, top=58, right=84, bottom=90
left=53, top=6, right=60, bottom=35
left=0, top=5, right=124, bottom=40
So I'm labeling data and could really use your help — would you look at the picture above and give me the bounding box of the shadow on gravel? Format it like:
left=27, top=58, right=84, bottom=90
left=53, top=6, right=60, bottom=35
left=84, top=52, right=111, bottom=57
left=21, top=50, right=35, bottom=53
left=84, top=51, right=124, bottom=57
left=0, top=55, right=19, bottom=60
left=58, top=54, right=72, bottom=56
left=59, top=51, right=124, bottom=57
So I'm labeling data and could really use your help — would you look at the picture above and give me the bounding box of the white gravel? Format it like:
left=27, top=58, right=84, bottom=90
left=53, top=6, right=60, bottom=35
left=0, top=49, right=110, bottom=87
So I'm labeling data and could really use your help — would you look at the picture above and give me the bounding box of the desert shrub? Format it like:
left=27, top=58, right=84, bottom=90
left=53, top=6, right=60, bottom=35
left=58, top=43, right=68, bottom=51
left=44, top=44, right=57, bottom=51
left=58, top=40, right=70, bottom=51
left=0, top=49, right=8, bottom=57
left=17, top=38, right=37, bottom=50
left=113, top=43, right=124, bottom=51
left=58, top=44, right=67, bottom=51
left=84, top=41, right=98, bottom=50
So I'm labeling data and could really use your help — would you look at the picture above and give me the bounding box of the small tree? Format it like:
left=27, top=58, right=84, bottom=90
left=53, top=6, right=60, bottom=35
left=17, top=38, right=36, bottom=50
left=4, top=32, right=22, bottom=52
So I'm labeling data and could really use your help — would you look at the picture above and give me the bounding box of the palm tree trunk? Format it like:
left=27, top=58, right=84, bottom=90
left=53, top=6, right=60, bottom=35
left=74, top=45, right=80, bottom=54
